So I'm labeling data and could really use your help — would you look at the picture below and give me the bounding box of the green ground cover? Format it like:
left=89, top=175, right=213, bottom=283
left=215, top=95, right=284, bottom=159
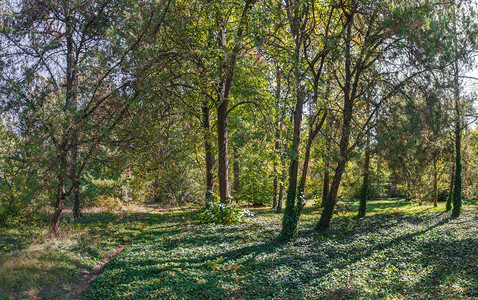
left=0, top=206, right=175, bottom=299
left=84, top=200, right=478, bottom=299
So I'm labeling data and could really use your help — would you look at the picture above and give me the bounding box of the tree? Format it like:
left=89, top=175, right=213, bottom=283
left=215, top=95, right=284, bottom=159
left=316, top=0, right=436, bottom=230
left=275, top=0, right=333, bottom=240
left=0, top=0, right=170, bottom=234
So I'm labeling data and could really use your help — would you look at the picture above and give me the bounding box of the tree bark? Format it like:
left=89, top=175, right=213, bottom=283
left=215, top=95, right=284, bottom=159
left=276, top=182, right=284, bottom=213
left=217, top=79, right=231, bottom=203
left=279, top=89, right=304, bottom=239
left=70, top=131, right=81, bottom=219
left=233, top=146, right=240, bottom=193
left=452, top=118, right=462, bottom=218
left=272, top=165, right=278, bottom=209
left=272, top=68, right=282, bottom=209
left=433, top=154, right=438, bottom=208
left=202, top=102, right=214, bottom=207
left=216, top=0, right=255, bottom=204
left=357, top=144, right=370, bottom=218
left=451, top=0, right=462, bottom=218
left=446, top=165, right=454, bottom=211
left=50, top=152, right=69, bottom=235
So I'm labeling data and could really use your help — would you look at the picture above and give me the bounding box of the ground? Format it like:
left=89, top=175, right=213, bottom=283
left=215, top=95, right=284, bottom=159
left=1, top=200, right=477, bottom=299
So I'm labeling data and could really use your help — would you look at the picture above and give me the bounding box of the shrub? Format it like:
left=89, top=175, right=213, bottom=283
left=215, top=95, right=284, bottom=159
left=196, top=202, right=253, bottom=225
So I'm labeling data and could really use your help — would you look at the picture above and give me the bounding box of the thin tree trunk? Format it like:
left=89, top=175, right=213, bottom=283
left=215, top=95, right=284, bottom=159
left=52, top=9, right=77, bottom=232
left=70, top=130, right=81, bottom=219
left=202, top=102, right=214, bottom=208
left=272, top=67, right=282, bottom=209
left=452, top=119, right=462, bottom=217
left=272, top=163, right=278, bottom=209
left=297, top=110, right=327, bottom=210
left=357, top=145, right=370, bottom=218
left=279, top=88, right=304, bottom=239
left=358, top=96, right=371, bottom=218
left=50, top=153, right=68, bottom=235
left=233, top=146, right=239, bottom=193
left=433, top=154, right=438, bottom=208
left=276, top=182, right=284, bottom=213
left=446, top=170, right=454, bottom=211
left=451, top=0, right=462, bottom=218
left=321, top=159, right=329, bottom=208
left=321, top=126, right=331, bottom=208
left=316, top=11, right=355, bottom=231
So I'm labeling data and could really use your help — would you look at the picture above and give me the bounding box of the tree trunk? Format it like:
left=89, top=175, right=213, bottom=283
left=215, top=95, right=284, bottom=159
left=452, top=119, right=462, bottom=218
left=50, top=205, right=63, bottom=236
left=272, top=68, right=282, bottom=209
left=70, top=131, right=81, bottom=219
left=316, top=11, right=355, bottom=231
left=446, top=165, right=454, bottom=211
left=321, top=159, right=329, bottom=208
left=215, top=0, right=255, bottom=204
left=50, top=162, right=68, bottom=235
left=233, top=146, right=240, bottom=193
left=202, top=102, right=214, bottom=208
left=276, top=182, right=284, bottom=213
left=279, top=89, right=304, bottom=240
left=296, top=109, right=327, bottom=213
left=217, top=81, right=231, bottom=203
left=433, top=154, right=438, bottom=208
left=358, top=96, right=371, bottom=218
left=357, top=145, right=370, bottom=218
left=451, top=0, right=462, bottom=218
left=272, top=164, right=278, bottom=209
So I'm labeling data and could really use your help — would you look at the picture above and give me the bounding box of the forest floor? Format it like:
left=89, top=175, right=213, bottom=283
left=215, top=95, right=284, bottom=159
left=1, top=199, right=477, bottom=299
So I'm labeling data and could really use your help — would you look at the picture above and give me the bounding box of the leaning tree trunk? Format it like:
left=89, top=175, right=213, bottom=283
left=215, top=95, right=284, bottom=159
left=279, top=90, right=304, bottom=240
left=316, top=10, right=355, bottom=231
left=296, top=109, right=327, bottom=214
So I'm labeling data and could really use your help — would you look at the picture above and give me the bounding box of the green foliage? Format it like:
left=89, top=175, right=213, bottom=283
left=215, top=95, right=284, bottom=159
left=196, top=201, right=253, bottom=225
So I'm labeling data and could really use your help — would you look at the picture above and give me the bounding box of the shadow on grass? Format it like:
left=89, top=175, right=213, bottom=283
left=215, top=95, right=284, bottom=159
left=414, top=237, right=478, bottom=297
left=85, top=206, right=478, bottom=299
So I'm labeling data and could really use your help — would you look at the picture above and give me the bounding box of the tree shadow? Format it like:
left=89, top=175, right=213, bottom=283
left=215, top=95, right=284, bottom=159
left=85, top=208, right=477, bottom=299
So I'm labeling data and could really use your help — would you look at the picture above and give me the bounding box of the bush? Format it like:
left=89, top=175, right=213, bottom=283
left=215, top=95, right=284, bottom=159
left=196, top=202, right=253, bottom=225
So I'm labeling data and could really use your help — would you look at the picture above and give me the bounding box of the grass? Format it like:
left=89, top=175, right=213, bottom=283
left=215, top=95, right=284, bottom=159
left=1, top=200, right=476, bottom=299
left=82, top=199, right=478, bottom=299
left=0, top=205, right=188, bottom=299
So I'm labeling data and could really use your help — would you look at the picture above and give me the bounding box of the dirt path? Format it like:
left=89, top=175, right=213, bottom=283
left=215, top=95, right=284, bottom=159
left=67, top=234, right=138, bottom=299
left=68, top=206, right=196, bottom=299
